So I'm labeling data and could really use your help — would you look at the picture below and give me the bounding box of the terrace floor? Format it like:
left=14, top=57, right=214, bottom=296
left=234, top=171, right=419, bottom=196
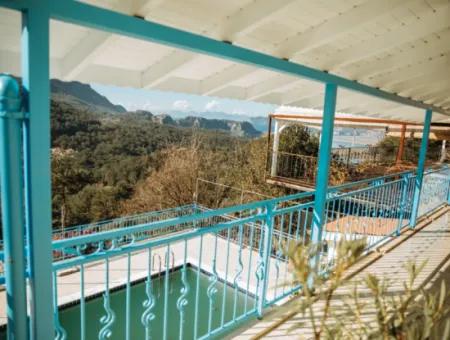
left=232, top=207, right=450, bottom=339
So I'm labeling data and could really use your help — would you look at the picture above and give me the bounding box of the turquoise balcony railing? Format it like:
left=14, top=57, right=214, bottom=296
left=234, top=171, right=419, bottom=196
left=0, top=166, right=447, bottom=339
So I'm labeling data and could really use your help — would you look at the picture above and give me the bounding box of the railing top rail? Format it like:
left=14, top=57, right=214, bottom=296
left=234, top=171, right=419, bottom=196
left=327, top=178, right=404, bottom=201
left=277, top=151, right=318, bottom=159
left=51, top=200, right=269, bottom=250
left=424, top=164, right=449, bottom=175
left=331, top=145, right=376, bottom=150
left=273, top=201, right=315, bottom=215
left=53, top=214, right=264, bottom=270
left=52, top=203, right=197, bottom=234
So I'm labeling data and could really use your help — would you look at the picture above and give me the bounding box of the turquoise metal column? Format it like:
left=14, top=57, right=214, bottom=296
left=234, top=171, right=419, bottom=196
left=21, top=6, right=54, bottom=338
left=0, top=75, right=29, bottom=340
left=311, top=83, right=337, bottom=267
left=410, top=109, right=432, bottom=227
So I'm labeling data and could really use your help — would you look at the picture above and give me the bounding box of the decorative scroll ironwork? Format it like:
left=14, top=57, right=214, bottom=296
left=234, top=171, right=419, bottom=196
left=99, top=259, right=115, bottom=340
left=176, top=242, right=190, bottom=340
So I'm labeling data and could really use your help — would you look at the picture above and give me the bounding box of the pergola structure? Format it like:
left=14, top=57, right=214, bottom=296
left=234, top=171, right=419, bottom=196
left=267, top=112, right=450, bottom=190
left=0, top=1, right=449, bottom=339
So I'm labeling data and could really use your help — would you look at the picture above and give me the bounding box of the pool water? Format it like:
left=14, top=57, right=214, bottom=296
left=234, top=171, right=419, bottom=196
left=59, top=266, right=254, bottom=339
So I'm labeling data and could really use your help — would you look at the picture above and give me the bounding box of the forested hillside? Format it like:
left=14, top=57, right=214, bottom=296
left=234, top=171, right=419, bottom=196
left=51, top=98, right=258, bottom=228
left=45, top=79, right=276, bottom=228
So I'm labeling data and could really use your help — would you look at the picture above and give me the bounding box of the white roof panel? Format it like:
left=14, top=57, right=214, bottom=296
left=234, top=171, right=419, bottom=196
left=0, top=0, right=449, bottom=122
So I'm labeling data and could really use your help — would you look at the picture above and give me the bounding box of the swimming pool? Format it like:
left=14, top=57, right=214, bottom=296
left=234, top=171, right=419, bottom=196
left=59, top=266, right=254, bottom=339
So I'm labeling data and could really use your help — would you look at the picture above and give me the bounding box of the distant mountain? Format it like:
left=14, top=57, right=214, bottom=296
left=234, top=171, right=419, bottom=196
left=126, top=113, right=261, bottom=138
left=164, top=110, right=269, bottom=133
left=51, top=79, right=126, bottom=114
left=175, top=116, right=260, bottom=138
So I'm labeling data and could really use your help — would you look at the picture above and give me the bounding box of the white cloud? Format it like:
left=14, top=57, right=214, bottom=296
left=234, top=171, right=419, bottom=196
left=172, top=99, right=191, bottom=111
left=205, top=100, right=220, bottom=111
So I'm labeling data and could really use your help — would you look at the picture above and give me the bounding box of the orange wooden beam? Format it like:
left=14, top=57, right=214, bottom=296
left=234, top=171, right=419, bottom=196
left=396, top=124, right=407, bottom=164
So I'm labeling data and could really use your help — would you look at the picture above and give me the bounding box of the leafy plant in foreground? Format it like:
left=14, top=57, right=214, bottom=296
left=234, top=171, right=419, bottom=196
left=286, top=239, right=450, bottom=339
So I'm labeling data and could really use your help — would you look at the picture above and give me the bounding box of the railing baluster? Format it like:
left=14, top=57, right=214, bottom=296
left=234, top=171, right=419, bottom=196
left=80, top=263, right=86, bottom=340
left=221, top=228, right=231, bottom=327
left=294, top=209, right=301, bottom=241
left=125, top=252, right=131, bottom=340
left=193, top=235, right=203, bottom=339
left=282, top=212, right=294, bottom=294
left=233, top=224, right=244, bottom=320
left=273, top=214, right=284, bottom=300
left=244, top=222, right=255, bottom=313
left=257, top=203, right=274, bottom=318
left=52, top=272, right=67, bottom=340
left=141, top=248, right=155, bottom=340
left=302, top=208, right=309, bottom=245
left=207, top=234, right=219, bottom=336
left=99, top=257, right=115, bottom=340
left=177, top=240, right=189, bottom=340
left=162, top=244, right=170, bottom=340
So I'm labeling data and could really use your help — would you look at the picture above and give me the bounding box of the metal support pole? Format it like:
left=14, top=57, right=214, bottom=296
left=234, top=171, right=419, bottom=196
left=257, top=203, right=274, bottom=318
left=310, top=83, right=337, bottom=266
left=0, top=75, right=29, bottom=340
left=265, top=115, right=273, bottom=174
left=410, top=109, right=432, bottom=227
left=21, top=7, right=54, bottom=338
left=270, top=121, right=281, bottom=177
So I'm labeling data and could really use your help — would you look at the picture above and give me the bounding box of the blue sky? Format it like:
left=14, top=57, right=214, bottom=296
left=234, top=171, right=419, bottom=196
left=92, top=83, right=276, bottom=117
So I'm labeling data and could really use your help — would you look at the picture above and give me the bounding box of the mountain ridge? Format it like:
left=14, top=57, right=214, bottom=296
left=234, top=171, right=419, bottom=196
left=128, top=110, right=261, bottom=138
left=51, top=79, right=127, bottom=114
left=160, top=109, right=268, bottom=132
left=50, top=79, right=263, bottom=138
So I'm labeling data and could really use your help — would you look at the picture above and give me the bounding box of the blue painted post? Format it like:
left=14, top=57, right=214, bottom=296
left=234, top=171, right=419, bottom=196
left=310, top=83, right=337, bottom=273
left=410, top=109, right=433, bottom=227
left=21, top=7, right=55, bottom=338
left=257, top=203, right=274, bottom=318
left=0, top=75, right=29, bottom=340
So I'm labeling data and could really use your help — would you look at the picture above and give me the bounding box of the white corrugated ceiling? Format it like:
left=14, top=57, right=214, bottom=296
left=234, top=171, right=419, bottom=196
left=0, top=0, right=449, bottom=123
